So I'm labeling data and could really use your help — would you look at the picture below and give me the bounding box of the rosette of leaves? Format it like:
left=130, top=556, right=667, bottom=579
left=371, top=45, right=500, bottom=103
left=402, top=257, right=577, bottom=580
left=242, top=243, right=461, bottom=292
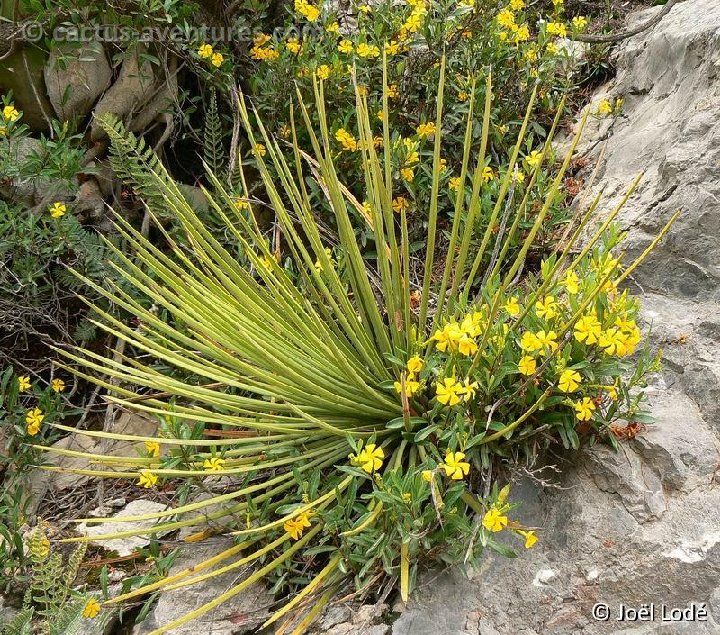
left=39, top=61, right=675, bottom=634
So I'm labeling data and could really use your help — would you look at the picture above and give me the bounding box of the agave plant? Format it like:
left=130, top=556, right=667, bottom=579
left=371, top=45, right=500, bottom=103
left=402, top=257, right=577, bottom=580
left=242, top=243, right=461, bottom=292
left=39, top=60, right=675, bottom=634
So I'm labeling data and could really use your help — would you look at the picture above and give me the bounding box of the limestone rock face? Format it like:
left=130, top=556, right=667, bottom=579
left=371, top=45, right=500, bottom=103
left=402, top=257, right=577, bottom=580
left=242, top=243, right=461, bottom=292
left=317, top=3, right=720, bottom=633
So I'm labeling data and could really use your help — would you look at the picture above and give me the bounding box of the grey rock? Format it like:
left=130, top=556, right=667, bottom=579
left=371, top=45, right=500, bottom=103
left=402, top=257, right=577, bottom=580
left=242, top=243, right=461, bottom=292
left=0, top=137, right=73, bottom=206
left=570, top=1, right=720, bottom=302
left=76, top=499, right=171, bottom=557
left=632, top=392, right=718, bottom=491
left=583, top=444, right=666, bottom=523
left=90, top=45, right=159, bottom=142
left=132, top=538, right=272, bottom=635
left=44, top=42, right=112, bottom=122
left=0, top=596, right=20, bottom=628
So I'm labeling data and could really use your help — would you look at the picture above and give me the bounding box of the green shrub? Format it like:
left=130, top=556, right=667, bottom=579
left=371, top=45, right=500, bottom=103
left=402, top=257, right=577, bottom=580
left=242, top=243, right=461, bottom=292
left=0, top=527, right=111, bottom=635
left=35, top=67, right=675, bottom=634
left=234, top=0, right=591, bottom=252
left=0, top=368, right=74, bottom=591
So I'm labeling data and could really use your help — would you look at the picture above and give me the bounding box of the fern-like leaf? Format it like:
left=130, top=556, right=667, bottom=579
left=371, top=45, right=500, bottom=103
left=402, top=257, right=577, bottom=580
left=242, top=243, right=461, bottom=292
left=0, top=607, right=33, bottom=635
left=203, top=88, right=226, bottom=177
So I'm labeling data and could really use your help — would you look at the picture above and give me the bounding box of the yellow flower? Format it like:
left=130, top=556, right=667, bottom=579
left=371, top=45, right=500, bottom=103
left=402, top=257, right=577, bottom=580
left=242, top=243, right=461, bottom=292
left=392, top=196, right=409, bottom=213
left=458, top=90, right=469, bottom=102
left=496, top=9, right=515, bottom=29
left=515, top=169, right=525, bottom=183
left=26, top=408, right=44, bottom=436
left=504, top=297, right=520, bottom=317
left=482, top=507, right=508, bottom=532
left=144, top=441, right=161, bottom=457
left=514, top=25, right=530, bottom=42
left=407, top=355, right=424, bottom=374
left=50, top=378, right=65, bottom=393
left=252, top=41, right=282, bottom=61
left=449, top=176, right=463, bottom=192
left=558, top=369, right=581, bottom=393
left=597, top=99, right=613, bottom=115
left=203, top=456, right=226, bottom=471
left=574, top=313, right=601, bottom=345
left=254, top=33, right=272, bottom=47
left=459, top=378, right=478, bottom=402
left=394, top=376, right=421, bottom=397
left=284, top=511, right=312, bottom=540
left=518, top=355, right=536, bottom=376
left=416, top=122, right=436, bottom=138
left=335, top=128, right=358, bottom=152
left=286, top=38, right=301, bottom=54
left=401, top=11, right=424, bottom=35
left=546, top=42, right=559, bottom=55
left=0, top=125, right=7, bottom=137
left=326, top=21, right=340, bottom=34
left=314, top=247, right=334, bottom=273
left=353, top=443, right=385, bottom=473
left=421, top=469, right=434, bottom=483
left=401, top=167, right=415, bottom=182
left=461, top=313, right=483, bottom=338
left=260, top=254, right=276, bottom=271
left=572, top=16, right=588, bottom=31
left=509, top=0, right=524, bottom=9
left=561, top=269, right=580, bottom=294
left=49, top=202, right=66, bottom=218
left=18, top=375, right=31, bottom=391
left=316, top=64, right=331, bottom=79
left=197, top=43, right=214, bottom=59
left=482, top=166, right=495, bottom=183
left=358, top=3, right=372, bottom=13
left=535, top=296, right=558, bottom=320
left=520, top=330, right=541, bottom=352
left=442, top=450, right=470, bottom=480
left=338, top=39, right=354, bottom=53
left=457, top=333, right=478, bottom=357
left=546, top=22, right=567, bottom=38
left=518, top=529, right=538, bottom=548
left=526, top=150, right=543, bottom=170
left=605, top=383, right=619, bottom=401
left=295, top=0, right=320, bottom=21
left=211, top=52, right=224, bottom=67
left=433, top=322, right=462, bottom=352
left=82, top=598, right=101, bottom=619
left=385, top=40, right=400, bottom=55
left=138, top=470, right=158, bottom=488
left=387, top=84, right=398, bottom=99
left=598, top=327, right=626, bottom=356
left=573, top=397, right=596, bottom=421
left=3, top=105, right=20, bottom=122
left=254, top=143, right=267, bottom=157
left=535, top=330, right=558, bottom=355
left=436, top=377, right=463, bottom=406
left=356, top=42, right=380, bottom=58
